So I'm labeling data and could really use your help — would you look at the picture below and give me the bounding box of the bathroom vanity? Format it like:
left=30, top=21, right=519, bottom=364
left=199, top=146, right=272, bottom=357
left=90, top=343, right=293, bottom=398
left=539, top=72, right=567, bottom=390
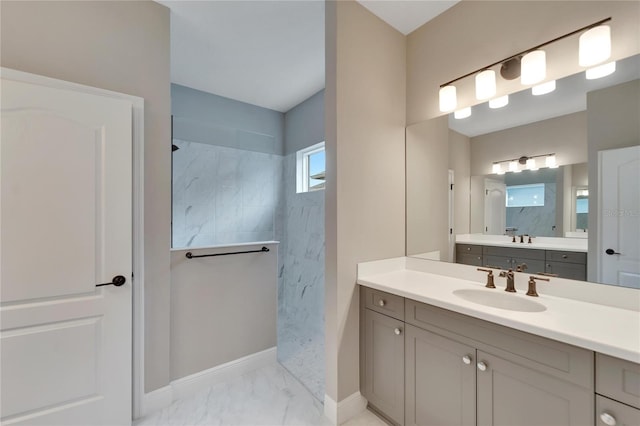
left=357, top=258, right=640, bottom=426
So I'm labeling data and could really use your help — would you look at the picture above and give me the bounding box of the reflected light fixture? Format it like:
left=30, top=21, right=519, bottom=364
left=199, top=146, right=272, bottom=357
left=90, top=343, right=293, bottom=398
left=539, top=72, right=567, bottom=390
left=492, top=153, right=557, bottom=174
left=454, top=107, right=471, bottom=119
left=489, top=95, right=509, bottom=109
left=532, top=80, right=556, bottom=96
left=521, top=50, right=546, bottom=85
left=439, top=85, right=457, bottom=112
left=476, top=70, right=496, bottom=100
left=586, top=61, right=616, bottom=79
left=546, top=154, right=558, bottom=168
left=579, top=25, right=611, bottom=67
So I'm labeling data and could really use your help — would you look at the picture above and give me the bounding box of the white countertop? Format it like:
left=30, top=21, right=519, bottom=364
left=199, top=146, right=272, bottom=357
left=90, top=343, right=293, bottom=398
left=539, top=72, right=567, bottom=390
left=456, top=234, right=588, bottom=252
left=357, top=257, right=640, bottom=363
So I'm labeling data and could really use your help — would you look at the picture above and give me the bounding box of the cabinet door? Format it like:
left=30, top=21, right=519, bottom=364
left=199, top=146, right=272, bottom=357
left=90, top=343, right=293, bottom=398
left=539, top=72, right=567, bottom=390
left=457, top=253, right=483, bottom=266
left=484, top=254, right=513, bottom=269
left=405, top=325, right=475, bottom=426
left=476, top=351, right=593, bottom=426
left=545, top=261, right=587, bottom=280
left=363, top=309, right=404, bottom=425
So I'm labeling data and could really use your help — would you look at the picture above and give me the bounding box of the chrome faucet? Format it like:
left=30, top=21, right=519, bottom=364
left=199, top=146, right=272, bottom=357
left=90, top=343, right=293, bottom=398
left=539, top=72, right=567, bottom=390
left=499, top=269, right=516, bottom=292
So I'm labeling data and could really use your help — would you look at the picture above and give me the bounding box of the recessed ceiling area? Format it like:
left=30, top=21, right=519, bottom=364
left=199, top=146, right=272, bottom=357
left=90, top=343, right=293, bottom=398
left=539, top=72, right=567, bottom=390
left=159, top=1, right=460, bottom=113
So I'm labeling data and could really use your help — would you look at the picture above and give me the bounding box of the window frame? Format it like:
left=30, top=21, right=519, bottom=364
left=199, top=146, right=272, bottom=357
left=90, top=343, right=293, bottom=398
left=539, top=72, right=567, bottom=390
left=296, top=141, right=325, bottom=193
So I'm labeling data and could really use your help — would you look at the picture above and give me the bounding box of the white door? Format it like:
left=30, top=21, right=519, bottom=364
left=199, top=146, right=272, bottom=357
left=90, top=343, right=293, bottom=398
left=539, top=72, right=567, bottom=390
left=484, top=179, right=506, bottom=235
left=1, top=77, right=133, bottom=424
left=599, top=145, right=640, bottom=288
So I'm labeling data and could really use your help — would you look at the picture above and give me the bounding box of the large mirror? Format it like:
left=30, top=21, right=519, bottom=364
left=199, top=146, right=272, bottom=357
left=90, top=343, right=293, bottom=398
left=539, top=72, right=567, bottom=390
left=406, top=54, right=640, bottom=288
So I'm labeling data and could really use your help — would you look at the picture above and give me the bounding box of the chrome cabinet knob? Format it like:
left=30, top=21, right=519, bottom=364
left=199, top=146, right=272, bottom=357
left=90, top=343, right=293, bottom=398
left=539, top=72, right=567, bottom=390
left=477, top=361, right=487, bottom=371
left=394, top=328, right=402, bottom=335
left=378, top=299, right=386, bottom=307
left=600, top=412, right=616, bottom=426
left=462, top=355, right=472, bottom=365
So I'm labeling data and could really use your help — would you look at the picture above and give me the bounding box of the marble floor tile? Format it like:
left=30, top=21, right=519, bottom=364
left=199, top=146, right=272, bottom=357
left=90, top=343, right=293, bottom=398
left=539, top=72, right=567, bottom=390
left=277, top=323, right=324, bottom=401
left=135, top=362, right=386, bottom=426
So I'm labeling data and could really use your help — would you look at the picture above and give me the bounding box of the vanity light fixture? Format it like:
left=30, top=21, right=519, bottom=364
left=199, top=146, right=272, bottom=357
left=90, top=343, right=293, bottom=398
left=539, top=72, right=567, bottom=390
left=476, top=70, right=496, bottom=100
left=439, top=85, right=457, bottom=112
left=532, top=80, right=556, bottom=96
left=489, top=95, right=509, bottom=109
left=521, top=50, right=546, bottom=85
left=492, top=153, right=558, bottom=175
left=454, top=107, right=471, bottom=119
left=586, top=61, right=616, bottom=79
left=438, top=18, right=611, bottom=113
left=579, top=25, right=611, bottom=67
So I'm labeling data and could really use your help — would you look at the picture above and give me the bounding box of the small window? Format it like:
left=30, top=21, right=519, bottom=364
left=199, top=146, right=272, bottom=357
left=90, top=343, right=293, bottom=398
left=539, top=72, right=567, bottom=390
left=296, top=142, right=325, bottom=193
left=506, top=183, right=545, bottom=207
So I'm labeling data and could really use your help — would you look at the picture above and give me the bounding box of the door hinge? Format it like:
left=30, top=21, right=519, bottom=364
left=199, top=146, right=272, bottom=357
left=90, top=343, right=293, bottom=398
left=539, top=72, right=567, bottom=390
left=450, top=228, right=453, bottom=235
left=450, top=184, right=454, bottom=190
left=485, top=189, right=489, bottom=195
left=486, top=226, right=488, bottom=232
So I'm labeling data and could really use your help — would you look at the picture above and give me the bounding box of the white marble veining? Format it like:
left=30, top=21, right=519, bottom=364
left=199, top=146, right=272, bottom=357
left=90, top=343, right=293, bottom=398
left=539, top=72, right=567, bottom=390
left=455, top=233, right=588, bottom=252
left=136, top=362, right=384, bottom=426
left=278, top=153, right=325, bottom=401
left=358, top=257, right=640, bottom=363
left=172, top=139, right=284, bottom=248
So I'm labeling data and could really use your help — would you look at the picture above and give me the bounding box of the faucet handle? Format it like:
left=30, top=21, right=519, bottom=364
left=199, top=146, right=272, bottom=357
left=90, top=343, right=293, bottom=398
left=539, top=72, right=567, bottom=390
left=477, top=268, right=496, bottom=288
left=527, top=275, right=551, bottom=297
left=536, top=272, right=558, bottom=277
left=515, top=263, right=528, bottom=272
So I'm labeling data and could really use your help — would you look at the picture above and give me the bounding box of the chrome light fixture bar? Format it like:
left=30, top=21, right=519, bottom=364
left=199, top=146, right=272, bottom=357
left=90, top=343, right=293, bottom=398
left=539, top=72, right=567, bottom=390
left=439, top=17, right=612, bottom=112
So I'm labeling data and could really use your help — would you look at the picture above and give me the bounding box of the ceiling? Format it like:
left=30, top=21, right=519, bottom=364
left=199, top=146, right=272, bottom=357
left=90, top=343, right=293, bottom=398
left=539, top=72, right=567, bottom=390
left=159, top=1, right=458, bottom=113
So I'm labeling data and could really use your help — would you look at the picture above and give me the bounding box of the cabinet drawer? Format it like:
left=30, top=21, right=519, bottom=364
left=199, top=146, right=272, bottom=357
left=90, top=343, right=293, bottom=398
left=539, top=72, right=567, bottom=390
left=482, top=245, right=545, bottom=260
left=546, top=250, right=587, bottom=264
left=596, top=354, right=640, bottom=409
left=484, top=255, right=545, bottom=273
left=596, top=395, right=640, bottom=426
left=361, top=286, right=404, bottom=321
left=456, top=244, right=482, bottom=255
left=405, top=300, right=594, bottom=389
left=456, top=253, right=483, bottom=266
left=545, top=261, right=587, bottom=281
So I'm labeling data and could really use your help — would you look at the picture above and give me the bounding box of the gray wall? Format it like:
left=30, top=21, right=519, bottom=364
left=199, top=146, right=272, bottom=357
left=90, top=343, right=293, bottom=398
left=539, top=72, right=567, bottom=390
left=170, top=243, right=277, bottom=380
left=172, top=84, right=284, bottom=155
left=587, top=79, right=640, bottom=281
left=284, top=90, right=325, bottom=155
left=278, top=90, right=325, bottom=400
left=0, top=0, right=172, bottom=393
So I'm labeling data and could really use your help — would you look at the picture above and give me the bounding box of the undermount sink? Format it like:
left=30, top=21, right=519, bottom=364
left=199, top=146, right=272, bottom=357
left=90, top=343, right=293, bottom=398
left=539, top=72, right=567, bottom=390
left=453, top=289, right=547, bottom=312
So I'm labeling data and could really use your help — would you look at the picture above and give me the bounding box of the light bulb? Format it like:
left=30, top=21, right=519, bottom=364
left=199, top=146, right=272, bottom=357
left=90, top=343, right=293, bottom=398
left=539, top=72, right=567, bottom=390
left=546, top=154, right=558, bottom=168
left=509, top=161, right=519, bottom=173
left=439, top=86, right=457, bottom=112
left=489, top=95, right=509, bottom=109
left=532, top=80, right=556, bottom=96
left=476, top=70, right=496, bottom=100
left=492, top=163, right=502, bottom=174
left=454, top=107, right=471, bottom=119
left=521, top=50, right=546, bottom=85
left=526, top=158, right=538, bottom=170
left=586, top=61, right=616, bottom=79
left=579, top=25, right=611, bottom=67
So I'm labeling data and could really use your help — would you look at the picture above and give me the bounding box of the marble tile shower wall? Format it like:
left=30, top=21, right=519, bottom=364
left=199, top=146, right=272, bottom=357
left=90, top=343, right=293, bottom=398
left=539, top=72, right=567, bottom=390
left=506, top=183, right=557, bottom=237
left=172, top=139, right=284, bottom=248
left=277, top=153, right=325, bottom=401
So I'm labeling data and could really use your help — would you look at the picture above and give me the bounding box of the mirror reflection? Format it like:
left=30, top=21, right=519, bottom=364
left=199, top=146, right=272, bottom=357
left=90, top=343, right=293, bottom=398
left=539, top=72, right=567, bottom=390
left=406, top=54, right=640, bottom=288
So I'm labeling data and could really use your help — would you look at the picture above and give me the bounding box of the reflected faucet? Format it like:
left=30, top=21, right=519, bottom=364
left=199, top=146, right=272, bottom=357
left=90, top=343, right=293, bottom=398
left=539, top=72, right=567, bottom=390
left=499, top=269, right=516, bottom=292
left=515, top=263, right=528, bottom=273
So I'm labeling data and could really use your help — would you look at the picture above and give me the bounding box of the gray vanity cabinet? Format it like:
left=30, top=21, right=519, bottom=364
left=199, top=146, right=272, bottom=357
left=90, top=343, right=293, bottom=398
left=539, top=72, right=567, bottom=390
left=362, top=308, right=405, bottom=425
left=476, top=350, right=593, bottom=426
left=405, top=325, right=475, bottom=426
left=545, top=250, right=587, bottom=281
left=483, top=246, right=546, bottom=273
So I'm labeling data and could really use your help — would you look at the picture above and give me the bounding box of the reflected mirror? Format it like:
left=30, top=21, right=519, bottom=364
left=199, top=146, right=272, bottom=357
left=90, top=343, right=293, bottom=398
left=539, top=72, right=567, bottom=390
left=406, top=54, right=640, bottom=288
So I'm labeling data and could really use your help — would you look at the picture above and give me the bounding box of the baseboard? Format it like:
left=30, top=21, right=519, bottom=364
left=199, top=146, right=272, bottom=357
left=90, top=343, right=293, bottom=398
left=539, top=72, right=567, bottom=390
left=141, top=385, right=172, bottom=418
left=324, top=391, right=367, bottom=425
left=140, top=347, right=277, bottom=418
